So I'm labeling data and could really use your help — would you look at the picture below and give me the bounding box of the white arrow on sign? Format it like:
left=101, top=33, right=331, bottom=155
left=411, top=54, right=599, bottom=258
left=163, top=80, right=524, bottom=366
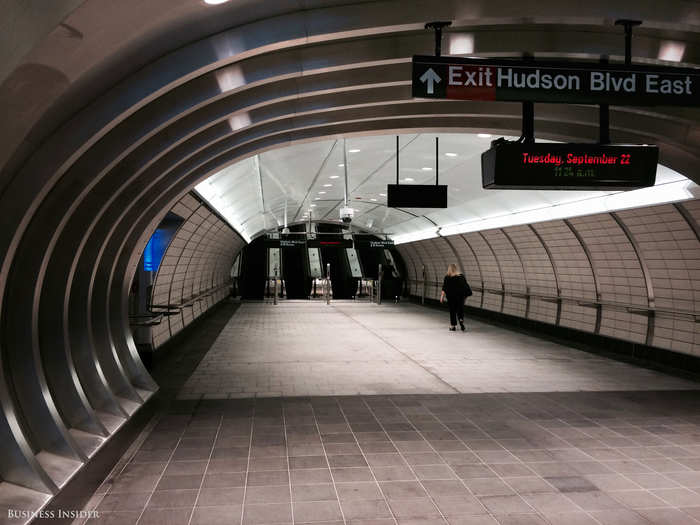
left=419, top=68, right=441, bottom=94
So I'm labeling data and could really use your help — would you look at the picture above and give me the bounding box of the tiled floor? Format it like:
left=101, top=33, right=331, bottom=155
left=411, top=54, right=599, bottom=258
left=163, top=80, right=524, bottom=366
left=88, top=392, right=700, bottom=525
left=80, top=300, right=700, bottom=524
left=179, top=302, right=697, bottom=398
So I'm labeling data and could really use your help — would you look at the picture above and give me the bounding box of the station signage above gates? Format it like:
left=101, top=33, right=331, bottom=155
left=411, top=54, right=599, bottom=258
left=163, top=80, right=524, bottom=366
left=264, top=235, right=306, bottom=248
left=355, top=239, right=395, bottom=249
left=412, top=55, right=700, bottom=106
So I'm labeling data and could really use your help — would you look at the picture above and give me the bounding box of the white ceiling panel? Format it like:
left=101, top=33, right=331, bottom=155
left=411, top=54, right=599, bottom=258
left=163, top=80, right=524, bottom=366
left=195, top=133, right=699, bottom=243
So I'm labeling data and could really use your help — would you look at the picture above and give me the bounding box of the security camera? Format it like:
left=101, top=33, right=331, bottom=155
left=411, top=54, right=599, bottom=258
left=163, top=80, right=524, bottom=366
left=339, top=206, right=354, bottom=223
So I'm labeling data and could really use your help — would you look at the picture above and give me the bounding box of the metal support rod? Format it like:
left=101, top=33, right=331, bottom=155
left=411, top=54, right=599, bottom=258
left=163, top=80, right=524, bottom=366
left=343, top=139, right=349, bottom=206
left=326, top=263, right=331, bottom=305
left=599, top=55, right=610, bottom=144
left=396, top=136, right=399, bottom=184
left=615, top=19, right=642, bottom=65
left=435, top=137, right=439, bottom=185
left=273, top=269, right=278, bottom=305
left=521, top=53, right=535, bottom=144
left=421, top=265, right=426, bottom=305
left=522, top=101, right=534, bottom=143
left=377, top=264, right=383, bottom=305
left=425, top=21, right=452, bottom=57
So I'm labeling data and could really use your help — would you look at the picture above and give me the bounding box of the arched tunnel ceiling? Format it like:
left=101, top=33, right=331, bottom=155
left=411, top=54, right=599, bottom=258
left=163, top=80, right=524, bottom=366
left=195, top=132, right=698, bottom=243
left=1, top=0, right=700, bottom=501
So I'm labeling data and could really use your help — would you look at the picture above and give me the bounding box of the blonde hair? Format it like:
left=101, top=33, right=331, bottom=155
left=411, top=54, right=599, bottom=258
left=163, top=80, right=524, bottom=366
left=446, top=263, right=459, bottom=276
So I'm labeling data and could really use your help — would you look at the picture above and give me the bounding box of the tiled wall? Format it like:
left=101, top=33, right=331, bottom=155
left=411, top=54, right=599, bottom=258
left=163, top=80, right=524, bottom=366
left=150, top=194, right=245, bottom=349
left=399, top=200, right=700, bottom=357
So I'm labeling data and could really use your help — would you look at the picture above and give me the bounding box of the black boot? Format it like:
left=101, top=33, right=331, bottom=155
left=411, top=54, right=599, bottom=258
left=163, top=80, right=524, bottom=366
left=459, top=319, right=465, bottom=331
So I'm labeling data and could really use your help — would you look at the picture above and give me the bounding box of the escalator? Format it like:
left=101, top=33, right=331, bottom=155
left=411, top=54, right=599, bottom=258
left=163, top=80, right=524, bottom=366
left=282, top=226, right=311, bottom=299
left=356, top=236, right=406, bottom=301
left=316, top=224, right=357, bottom=299
left=239, top=236, right=267, bottom=299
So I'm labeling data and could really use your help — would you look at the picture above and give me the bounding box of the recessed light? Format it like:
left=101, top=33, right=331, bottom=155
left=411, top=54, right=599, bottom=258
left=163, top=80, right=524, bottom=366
left=445, top=152, right=457, bottom=157
left=348, top=149, right=361, bottom=153
left=337, top=163, right=344, bottom=167
left=379, top=193, right=387, bottom=197
left=659, top=41, right=685, bottom=62
left=403, top=178, right=414, bottom=182
left=318, top=191, right=326, bottom=194
left=421, top=167, right=432, bottom=171
left=477, top=133, right=492, bottom=138
left=204, top=0, right=230, bottom=4
left=329, top=175, right=339, bottom=179
left=370, top=198, right=377, bottom=202
left=310, top=204, right=317, bottom=207
left=323, top=184, right=333, bottom=187
left=314, top=197, right=321, bottom=200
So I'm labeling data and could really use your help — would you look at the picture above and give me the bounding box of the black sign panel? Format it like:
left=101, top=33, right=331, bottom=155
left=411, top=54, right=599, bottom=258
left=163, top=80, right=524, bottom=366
left=387, top=184, right=448, bottom=208
left=413, top=55, right=700, bottom=106
left=265, top=235, right=306, bottom=247
left=482, top=143, right=658, bottom=190
left=355, top=239, right=395, bottom=248
left=307, top=239, right=354, bottom=248
left=280, top=238, right=306, bottom=247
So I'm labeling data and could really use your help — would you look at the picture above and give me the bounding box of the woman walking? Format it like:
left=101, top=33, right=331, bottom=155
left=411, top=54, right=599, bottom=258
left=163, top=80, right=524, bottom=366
left=440, top=263, right=471, bottom=331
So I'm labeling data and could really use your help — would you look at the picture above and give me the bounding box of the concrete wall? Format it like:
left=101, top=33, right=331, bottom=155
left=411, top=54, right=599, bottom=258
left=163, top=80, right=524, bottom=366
left=396, top=200, right=700, bottom=357
left=149, top=194, right=245, bottom=349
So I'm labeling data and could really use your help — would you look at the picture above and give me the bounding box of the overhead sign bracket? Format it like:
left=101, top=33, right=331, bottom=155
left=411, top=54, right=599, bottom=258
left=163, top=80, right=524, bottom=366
left=424, top=21, right=451, bottom=57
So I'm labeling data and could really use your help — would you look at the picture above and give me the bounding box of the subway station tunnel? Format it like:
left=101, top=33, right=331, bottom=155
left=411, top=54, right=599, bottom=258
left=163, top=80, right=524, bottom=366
left=1, top=1, right=700, bottom=524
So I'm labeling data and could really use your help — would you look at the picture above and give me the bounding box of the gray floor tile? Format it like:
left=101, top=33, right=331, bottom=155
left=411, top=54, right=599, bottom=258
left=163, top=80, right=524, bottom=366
left=371, top=466, right=417, bottom=481
left=97, top=492, right=150, bottom=512
left=332, top=468, right=375, bottom=483
left=191, top=505, right=242, bottom=525
left=202, top=472, right=246, bottom=488
left=292, top=483, right=338, bottom=502
left=197, top=487, right=245, bottom=506
left=246, top=470, right=289, bottom=486
left=413, top=464, right=457, bottom=480
left=387, top=498, right=442, bottom=519
left=245, top=485, right=292, bottom=504
left=336, top=482, right=383, bottom=501
left=291, top=468, right=333, bottom=485
left=138, top=508, right=192, bottom=525
left=379, top=481, right=428, bottom=500
left=155, top=474, right=203, bottom=491
left=340, top=499, right=393, bottom=520
left=86, top=511, right=141, bottom=524
left=293, top=500, right=344, bottom=522
left=478, top=494, right=533, bottom=514
left=433, top=495, right=487, bottom=516
left=242, top=502, right=292, bottom=525
left=147, top=489, right=198, bottom=509
left=328, top=455, right=368, bottom=468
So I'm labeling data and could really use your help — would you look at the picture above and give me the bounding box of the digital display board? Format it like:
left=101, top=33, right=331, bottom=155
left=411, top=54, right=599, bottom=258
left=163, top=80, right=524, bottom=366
left=387, top=184, right=448, bottom=208
left=307, top=239, right=354, bottom=248
left=481, top=143, right=658, bottom=190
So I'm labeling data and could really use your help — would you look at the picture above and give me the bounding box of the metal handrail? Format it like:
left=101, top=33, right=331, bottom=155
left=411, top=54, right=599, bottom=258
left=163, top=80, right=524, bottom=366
left=411, top=280, right=699, bottom=322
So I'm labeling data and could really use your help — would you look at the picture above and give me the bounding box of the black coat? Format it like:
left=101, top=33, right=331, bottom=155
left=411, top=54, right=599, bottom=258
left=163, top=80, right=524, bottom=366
left=442, top=274, right=470, bottom=301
